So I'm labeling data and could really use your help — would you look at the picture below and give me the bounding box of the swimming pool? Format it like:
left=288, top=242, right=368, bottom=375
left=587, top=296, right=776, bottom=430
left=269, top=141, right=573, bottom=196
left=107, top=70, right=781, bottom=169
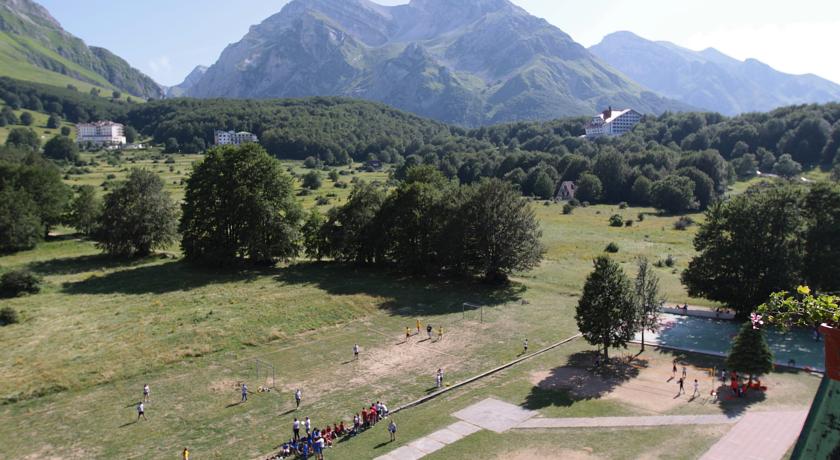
left=637, top=314, right=825, bottom=371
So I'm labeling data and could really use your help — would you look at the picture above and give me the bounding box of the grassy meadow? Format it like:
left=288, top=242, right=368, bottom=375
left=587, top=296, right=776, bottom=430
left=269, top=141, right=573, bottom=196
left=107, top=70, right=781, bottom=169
left=0, top=155, right=821, bottom=459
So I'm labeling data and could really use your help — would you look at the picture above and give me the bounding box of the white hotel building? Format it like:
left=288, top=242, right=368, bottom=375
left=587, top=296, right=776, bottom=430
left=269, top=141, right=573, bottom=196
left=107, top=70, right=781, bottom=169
left=76, top=121, right=126, bottom=146
left=214, top=130, right=259, bottom=146
left=585, top=107, right=642, bottom=138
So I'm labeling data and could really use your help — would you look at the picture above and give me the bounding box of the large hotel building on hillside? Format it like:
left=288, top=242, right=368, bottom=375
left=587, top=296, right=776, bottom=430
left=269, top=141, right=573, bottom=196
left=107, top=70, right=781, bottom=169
left=585, top=107, right=642, bottom=138
left=76, top=121, right=126, bottom=146
left=214, top=130, right=259, bottom=146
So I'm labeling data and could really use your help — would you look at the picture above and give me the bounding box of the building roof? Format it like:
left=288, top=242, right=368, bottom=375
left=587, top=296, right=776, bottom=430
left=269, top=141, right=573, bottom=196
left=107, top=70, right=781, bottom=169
left=76, top=120, right=123, bottom=127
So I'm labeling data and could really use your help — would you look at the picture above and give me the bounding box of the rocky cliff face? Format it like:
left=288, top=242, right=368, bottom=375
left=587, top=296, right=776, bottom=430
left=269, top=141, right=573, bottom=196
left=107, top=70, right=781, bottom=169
left=166, top=65, right=208, bottom=98
left=590, top=31, right=840, bottom=115
left=188, top=0, right=687, bottom=125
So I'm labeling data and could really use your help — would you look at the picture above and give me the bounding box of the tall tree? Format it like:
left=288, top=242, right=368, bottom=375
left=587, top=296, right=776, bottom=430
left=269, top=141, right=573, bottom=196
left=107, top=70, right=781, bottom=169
left=682, top=185, right=805, bottom=318
left=43, top=135, right=79, bottom=162
left=180, top=144, right=302, bottom=265
left=455, top=178, right=545, bottom=283
left=95, top=169, right=178, bottom=257
left=802, top=182, right=840, bottom=293
left=651, top=175, right=697, bottom=214
left=635, top=257, right=663, bottom=351
left=576, top=256, right=638, bottom=360
left=5, top=128, right=40, bottom=151
left=65, top=185, right=101, bottom=237
left=317, top=181, right=386, bottom=264
left=0, top=186, right=43, bottom=253
left=726, top=322, right=773, bottom=386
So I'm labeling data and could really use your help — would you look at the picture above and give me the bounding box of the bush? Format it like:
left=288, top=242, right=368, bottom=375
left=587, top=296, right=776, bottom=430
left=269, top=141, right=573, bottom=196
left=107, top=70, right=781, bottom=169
left=569, top=198, right=581, bottom=207
left=618, top=202, right=628, bottom=209
left=625, top=220, right=634, bottom=227
left=562, top=203, right=573, bottom=215
left=315, top=196, right=330, bottom=206
left=303, top=156, right=319, bottom=168
left=0, top=270, right=41, bottom=297
left=664, top=254, right=676, bottom=267
left=673, top=216, right=695, bottom=231
left=334, top=181, right=348, bottom=189
left=328, top=170, right=339, bottom=181
left=302, top=171, right=322, bottom=190
left=638, top=213, right=645, bottom=222
left=605, top=242, right=620, bottom=253
left=0, top=307, right=20, bottom=326
left=609, top=214, right=624, bottom=227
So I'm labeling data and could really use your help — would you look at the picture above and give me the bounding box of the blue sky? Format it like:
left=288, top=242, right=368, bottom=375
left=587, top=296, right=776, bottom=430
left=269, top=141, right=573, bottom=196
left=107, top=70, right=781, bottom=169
left=39, top=0, right=840, bottom=87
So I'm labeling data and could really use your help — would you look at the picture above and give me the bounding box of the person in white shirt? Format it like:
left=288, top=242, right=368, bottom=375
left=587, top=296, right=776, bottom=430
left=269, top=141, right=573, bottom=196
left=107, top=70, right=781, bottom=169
left=137, top=402, right=147, bottom=421
left=353, top=344, right=360, bottom=360
left=292, top=418, right=301, bottom=441
left=305, top=416, right=312, bottom=434
left=143, top=384, right=150, bottom=402
left=295, top=388, right=302, bottom=408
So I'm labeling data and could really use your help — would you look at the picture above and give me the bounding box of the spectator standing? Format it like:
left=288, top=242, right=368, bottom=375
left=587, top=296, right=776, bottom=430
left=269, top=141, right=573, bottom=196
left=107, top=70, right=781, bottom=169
left=388, top=419, right=397, bottom=441
left=143, top=384, right=150, bottom=403
left=295, top=388, right=302, bottom=408
left=241, top=383, right=248, bottom=402
left=137, top=402, right=147, bottom=421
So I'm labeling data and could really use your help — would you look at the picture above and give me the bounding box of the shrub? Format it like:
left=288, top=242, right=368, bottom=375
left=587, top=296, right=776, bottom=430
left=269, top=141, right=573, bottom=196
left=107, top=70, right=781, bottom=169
left=569, top=198, right=581, bottom=207
left=0, top=270, right=41, bottom=297
left=625, top=220, right=634, bottom=227
left=609, top=214, right=624, bottom=227
left=581, top=201, right=589, bottom=207
left=618, top=202, right=628, bottom=209
left=302, top=171, right=322, bottom=190
left=334, top=181, right=348, bottom=189
left=315, top=196, right=330, bottom=206
left=328, top=170, right=339, bottom=181
left=638, top=213, right=645, bottom=222
left=664, top=255, right=676, bottom=267
left=0, top=307, right=20, bottom=326
left=605, top=242, right=620, bottom=253
left=562, top=203, right=573, bottom=215
left=673, top=216, right=695, bottom=231
left=303, top=156, right=319, bottom=168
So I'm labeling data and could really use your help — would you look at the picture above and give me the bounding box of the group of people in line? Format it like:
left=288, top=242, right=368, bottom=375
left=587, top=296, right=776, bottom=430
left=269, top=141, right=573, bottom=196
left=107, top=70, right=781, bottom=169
left=268, top=401, right=395, bottom=459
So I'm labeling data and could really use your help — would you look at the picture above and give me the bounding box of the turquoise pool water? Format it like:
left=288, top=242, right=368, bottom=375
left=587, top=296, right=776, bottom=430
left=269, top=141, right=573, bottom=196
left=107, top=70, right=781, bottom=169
left=641, top=314, right=825, bottom=371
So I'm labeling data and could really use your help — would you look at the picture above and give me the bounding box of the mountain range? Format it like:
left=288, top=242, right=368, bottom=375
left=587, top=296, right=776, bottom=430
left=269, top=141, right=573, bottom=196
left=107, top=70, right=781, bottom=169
left=186, top=0, right=689, bottom=125
left=165, top=65, right=207, bottom=98
left=590, top=31, right=840, bottom=115
left=0, top=0, right=163, bottom=99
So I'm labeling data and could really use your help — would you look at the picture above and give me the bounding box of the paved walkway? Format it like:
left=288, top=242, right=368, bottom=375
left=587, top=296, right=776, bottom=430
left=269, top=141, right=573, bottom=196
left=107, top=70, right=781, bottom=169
left=520, top=413, right=738, bottom=429
left=700, top=410, right=808, bottom=460
left=374, top=398, right=773, bottom=460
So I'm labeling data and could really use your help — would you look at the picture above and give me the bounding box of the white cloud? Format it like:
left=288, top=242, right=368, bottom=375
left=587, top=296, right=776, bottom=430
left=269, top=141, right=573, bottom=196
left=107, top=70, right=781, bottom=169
left=147, top=55, right=174, bottom=83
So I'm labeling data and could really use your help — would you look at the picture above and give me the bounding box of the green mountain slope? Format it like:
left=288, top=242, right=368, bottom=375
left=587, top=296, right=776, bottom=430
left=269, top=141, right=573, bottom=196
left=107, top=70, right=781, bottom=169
left=188, top=0, right=690, bottom=126
left=0, top=0, right=162, bottom=99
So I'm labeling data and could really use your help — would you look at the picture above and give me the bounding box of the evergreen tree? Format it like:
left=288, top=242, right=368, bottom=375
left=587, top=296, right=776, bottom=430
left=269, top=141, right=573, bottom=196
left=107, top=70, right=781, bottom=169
left=180, top=144, right=302, bottom=265
left=576, top=256, right=638, bottom=360
left=726, top=322, right=773, bottom=385
left=95, top=169, right=178, bottom=257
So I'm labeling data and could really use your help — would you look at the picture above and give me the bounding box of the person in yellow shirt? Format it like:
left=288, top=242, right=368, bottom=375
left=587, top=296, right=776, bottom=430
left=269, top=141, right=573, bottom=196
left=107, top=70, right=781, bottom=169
left=438, top=326, right=443, bottom=340
left=182, top=447, right=189, bottom=460
left=416, top=319, right=421, bottom=333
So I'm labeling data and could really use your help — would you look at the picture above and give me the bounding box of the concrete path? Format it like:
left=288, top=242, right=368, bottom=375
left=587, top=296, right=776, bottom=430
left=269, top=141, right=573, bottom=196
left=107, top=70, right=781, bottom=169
left=700, top=410, right=808, bottom=460
left=520, top=413, right=738, bottom=429
left=374, top=421, right=481, bottom=460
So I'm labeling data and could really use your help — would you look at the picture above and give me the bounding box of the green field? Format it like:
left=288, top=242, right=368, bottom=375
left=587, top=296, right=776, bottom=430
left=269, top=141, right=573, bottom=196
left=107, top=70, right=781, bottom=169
left=0, top=101, right=77, bottom=145
left=0, top=157, right=820, bottom=459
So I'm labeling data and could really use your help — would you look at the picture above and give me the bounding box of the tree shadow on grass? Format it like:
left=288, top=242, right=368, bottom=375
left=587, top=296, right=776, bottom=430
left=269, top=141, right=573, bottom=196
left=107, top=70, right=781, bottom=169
left=27, top=254, right=157, bottom=277
left=273, top=262, right=526, bottom=317
left=60, top=260, right=265, bottom=295
left=523, top=351, right=646, bottom=410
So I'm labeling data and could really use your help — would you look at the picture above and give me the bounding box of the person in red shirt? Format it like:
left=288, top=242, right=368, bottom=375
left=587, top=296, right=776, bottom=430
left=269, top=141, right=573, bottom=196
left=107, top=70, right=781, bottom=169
left=361, top=408, right=368, bottom=428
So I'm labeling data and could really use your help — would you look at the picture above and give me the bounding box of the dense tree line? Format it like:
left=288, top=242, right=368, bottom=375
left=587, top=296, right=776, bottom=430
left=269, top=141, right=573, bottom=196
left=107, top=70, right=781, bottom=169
left=682, top=182, right=840, bottom=318
left=308, top=165, right=544, bottom=282
left=0, top=147, right=70, bottom=252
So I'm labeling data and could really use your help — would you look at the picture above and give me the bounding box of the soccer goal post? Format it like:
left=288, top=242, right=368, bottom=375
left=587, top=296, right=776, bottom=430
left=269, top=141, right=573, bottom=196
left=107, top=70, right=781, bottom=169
left=254, top=359, right=276, bottom=389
